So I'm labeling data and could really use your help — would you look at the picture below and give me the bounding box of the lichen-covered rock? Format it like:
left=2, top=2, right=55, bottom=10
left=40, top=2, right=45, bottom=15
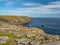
left=46, top=34, right=60, bottom=41
left=0, top=16, right=31, bottom=25
left=41, top=41, right=60, bottom=45
left=35, top=35, right=45, bottom=40
left=10, top=43, right=18, bottom=45
left=15, top=38, right=31, bottom=45
left=30, top=41, right=41, bottom=45
left=29, top=28, right=45, bottom=35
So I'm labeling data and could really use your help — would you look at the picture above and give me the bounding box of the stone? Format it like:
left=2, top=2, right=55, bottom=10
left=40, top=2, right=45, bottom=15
left=20, top=38, right=30, bottom=45
left=0, top=36, right=9, bottom=44
left=48, top=35, right=60, bottom=40
left=30, top=28, right=45, bottom=35
left=26, top=33, right=36, bottom=37
left=41, top=41, right=60, bottom=45
left=10, top=43, right=18, bottom=45
left=15, top=38, right=31, bottom=45
left=30, top=41, right=41, bottom=45
left=35, top=35, right=45, bottom=40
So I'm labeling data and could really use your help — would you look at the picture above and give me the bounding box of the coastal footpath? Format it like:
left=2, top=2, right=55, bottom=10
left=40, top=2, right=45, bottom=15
left=0, top=16, right=60, bottom=45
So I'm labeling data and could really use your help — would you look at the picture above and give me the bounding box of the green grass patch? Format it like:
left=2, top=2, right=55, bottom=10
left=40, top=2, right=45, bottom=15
left=18, top=35, right=26, bottom=38
left=0, top=16, right=29, bottom=19
left=28, top=36, right=35, bottom=41
left=0, top=33, right=14, bottom=38
left=0, top=33, right=16, bottom=45
left=0, top=38, right=16, bottom=45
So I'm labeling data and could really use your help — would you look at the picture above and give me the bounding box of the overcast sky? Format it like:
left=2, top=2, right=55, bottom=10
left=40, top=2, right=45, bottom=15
left=0, top=0, right=60, bottom=17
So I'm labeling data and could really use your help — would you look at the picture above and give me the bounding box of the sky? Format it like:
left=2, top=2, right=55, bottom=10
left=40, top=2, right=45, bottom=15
left=0, top=0, right=60, bottom=17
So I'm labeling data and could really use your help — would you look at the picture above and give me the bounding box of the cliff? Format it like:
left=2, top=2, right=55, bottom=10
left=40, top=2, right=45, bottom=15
left=0, top=16, right=60, bottom=45
left=0, top=16, right=31, bottom=25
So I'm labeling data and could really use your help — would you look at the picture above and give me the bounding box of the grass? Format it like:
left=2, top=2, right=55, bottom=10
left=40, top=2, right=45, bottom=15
left=0, top=33, right=13, bottom=38
left=0, top=16, right=29, bottom=18
left=0, top=39, right=16, bottom=45
left=18, top=35, right=26, bottom=38
left=28, top=36, right=35, bottom=41
left=0, top=33, right=15, bottom=45
left=0, top=16, right=17, bottom=19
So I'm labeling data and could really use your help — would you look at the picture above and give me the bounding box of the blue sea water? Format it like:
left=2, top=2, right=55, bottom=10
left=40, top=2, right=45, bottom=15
left=25, top=17, right=60, bottom=35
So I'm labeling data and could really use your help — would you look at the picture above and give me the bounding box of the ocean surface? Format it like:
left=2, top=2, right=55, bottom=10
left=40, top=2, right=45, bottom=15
left=25, top=17, right=60, bottom=35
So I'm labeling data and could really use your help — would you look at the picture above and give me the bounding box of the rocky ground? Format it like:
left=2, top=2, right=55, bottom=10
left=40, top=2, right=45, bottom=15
left=0, top=16, right=60, bottom=45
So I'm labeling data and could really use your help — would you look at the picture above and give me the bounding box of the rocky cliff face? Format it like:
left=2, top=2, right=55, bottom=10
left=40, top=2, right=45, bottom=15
left=0, top=16, right=31, bottom=25
left=0, top=16, right=60, bottom=45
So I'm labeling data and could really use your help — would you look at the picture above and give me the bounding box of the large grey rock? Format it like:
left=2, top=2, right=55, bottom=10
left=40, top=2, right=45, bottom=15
left=15, top=38, right=31, bottom=45
left=20, top=38, right=30, bottom=45
left=47, top=35, right=60, bottom=40
left=35, top=35, right=45, bottom=40
left=26, top=33, right=36, bottom=37
left=10, top=43, right=18, bottom=45
left=41, top=41, right=60, bottom=45
left=30, top=41, right=41, bottom=45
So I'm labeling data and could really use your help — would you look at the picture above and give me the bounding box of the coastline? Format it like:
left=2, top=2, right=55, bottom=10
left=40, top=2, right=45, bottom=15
left=0, top=16, right=60, bottom=45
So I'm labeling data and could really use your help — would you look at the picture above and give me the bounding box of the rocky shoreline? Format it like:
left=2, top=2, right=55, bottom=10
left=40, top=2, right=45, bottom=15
left=0, top=16, right=60, bottom=45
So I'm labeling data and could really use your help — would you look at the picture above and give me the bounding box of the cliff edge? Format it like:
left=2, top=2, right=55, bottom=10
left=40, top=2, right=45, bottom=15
left=0, top=16, right=31, bottom=25
left=0, top=16, right=60, bottom=45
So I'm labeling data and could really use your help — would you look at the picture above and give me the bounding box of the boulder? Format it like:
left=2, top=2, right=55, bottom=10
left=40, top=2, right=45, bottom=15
left=0, top=36, right=9, bottom=44
left=15, top=38, right=31, bottom=45
left=30, top=41, right=41, bottom=45
left=41, top=41, right=60, bottom=45
left=29, top=28, right=46, bottom=35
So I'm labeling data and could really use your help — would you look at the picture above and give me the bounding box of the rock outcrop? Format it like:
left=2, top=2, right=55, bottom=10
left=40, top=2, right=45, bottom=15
left=41, top=41, right=60, bottom=45
left=0, top=16, right=31, bottom=25
left=0, top=16, right=60, bottom=45
left=0, top=36, right=9, bottom=44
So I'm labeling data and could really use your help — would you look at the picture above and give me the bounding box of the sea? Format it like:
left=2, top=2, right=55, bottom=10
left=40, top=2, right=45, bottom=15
left=25, top=17, right=60, bottom=35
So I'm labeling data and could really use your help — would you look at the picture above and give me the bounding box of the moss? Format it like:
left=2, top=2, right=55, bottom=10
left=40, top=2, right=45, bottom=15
left=0, top=39, right=16, bottom=45
left=0, top=33, right=16, bottom=45
left=18, top=35, right=26, bottom=38
left=0, top=16, right=29, bottom=19
left=0, top=16, right=16, bottom=18
left=0, top=44, right=8, bottom=45
left=0, top=33, right=14, bottom=38
left=28, top=36, right=35, bottom=41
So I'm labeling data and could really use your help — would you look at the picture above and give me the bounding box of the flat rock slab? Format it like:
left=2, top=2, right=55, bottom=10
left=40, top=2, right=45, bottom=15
left=41, top=41, right=60, bottom=45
